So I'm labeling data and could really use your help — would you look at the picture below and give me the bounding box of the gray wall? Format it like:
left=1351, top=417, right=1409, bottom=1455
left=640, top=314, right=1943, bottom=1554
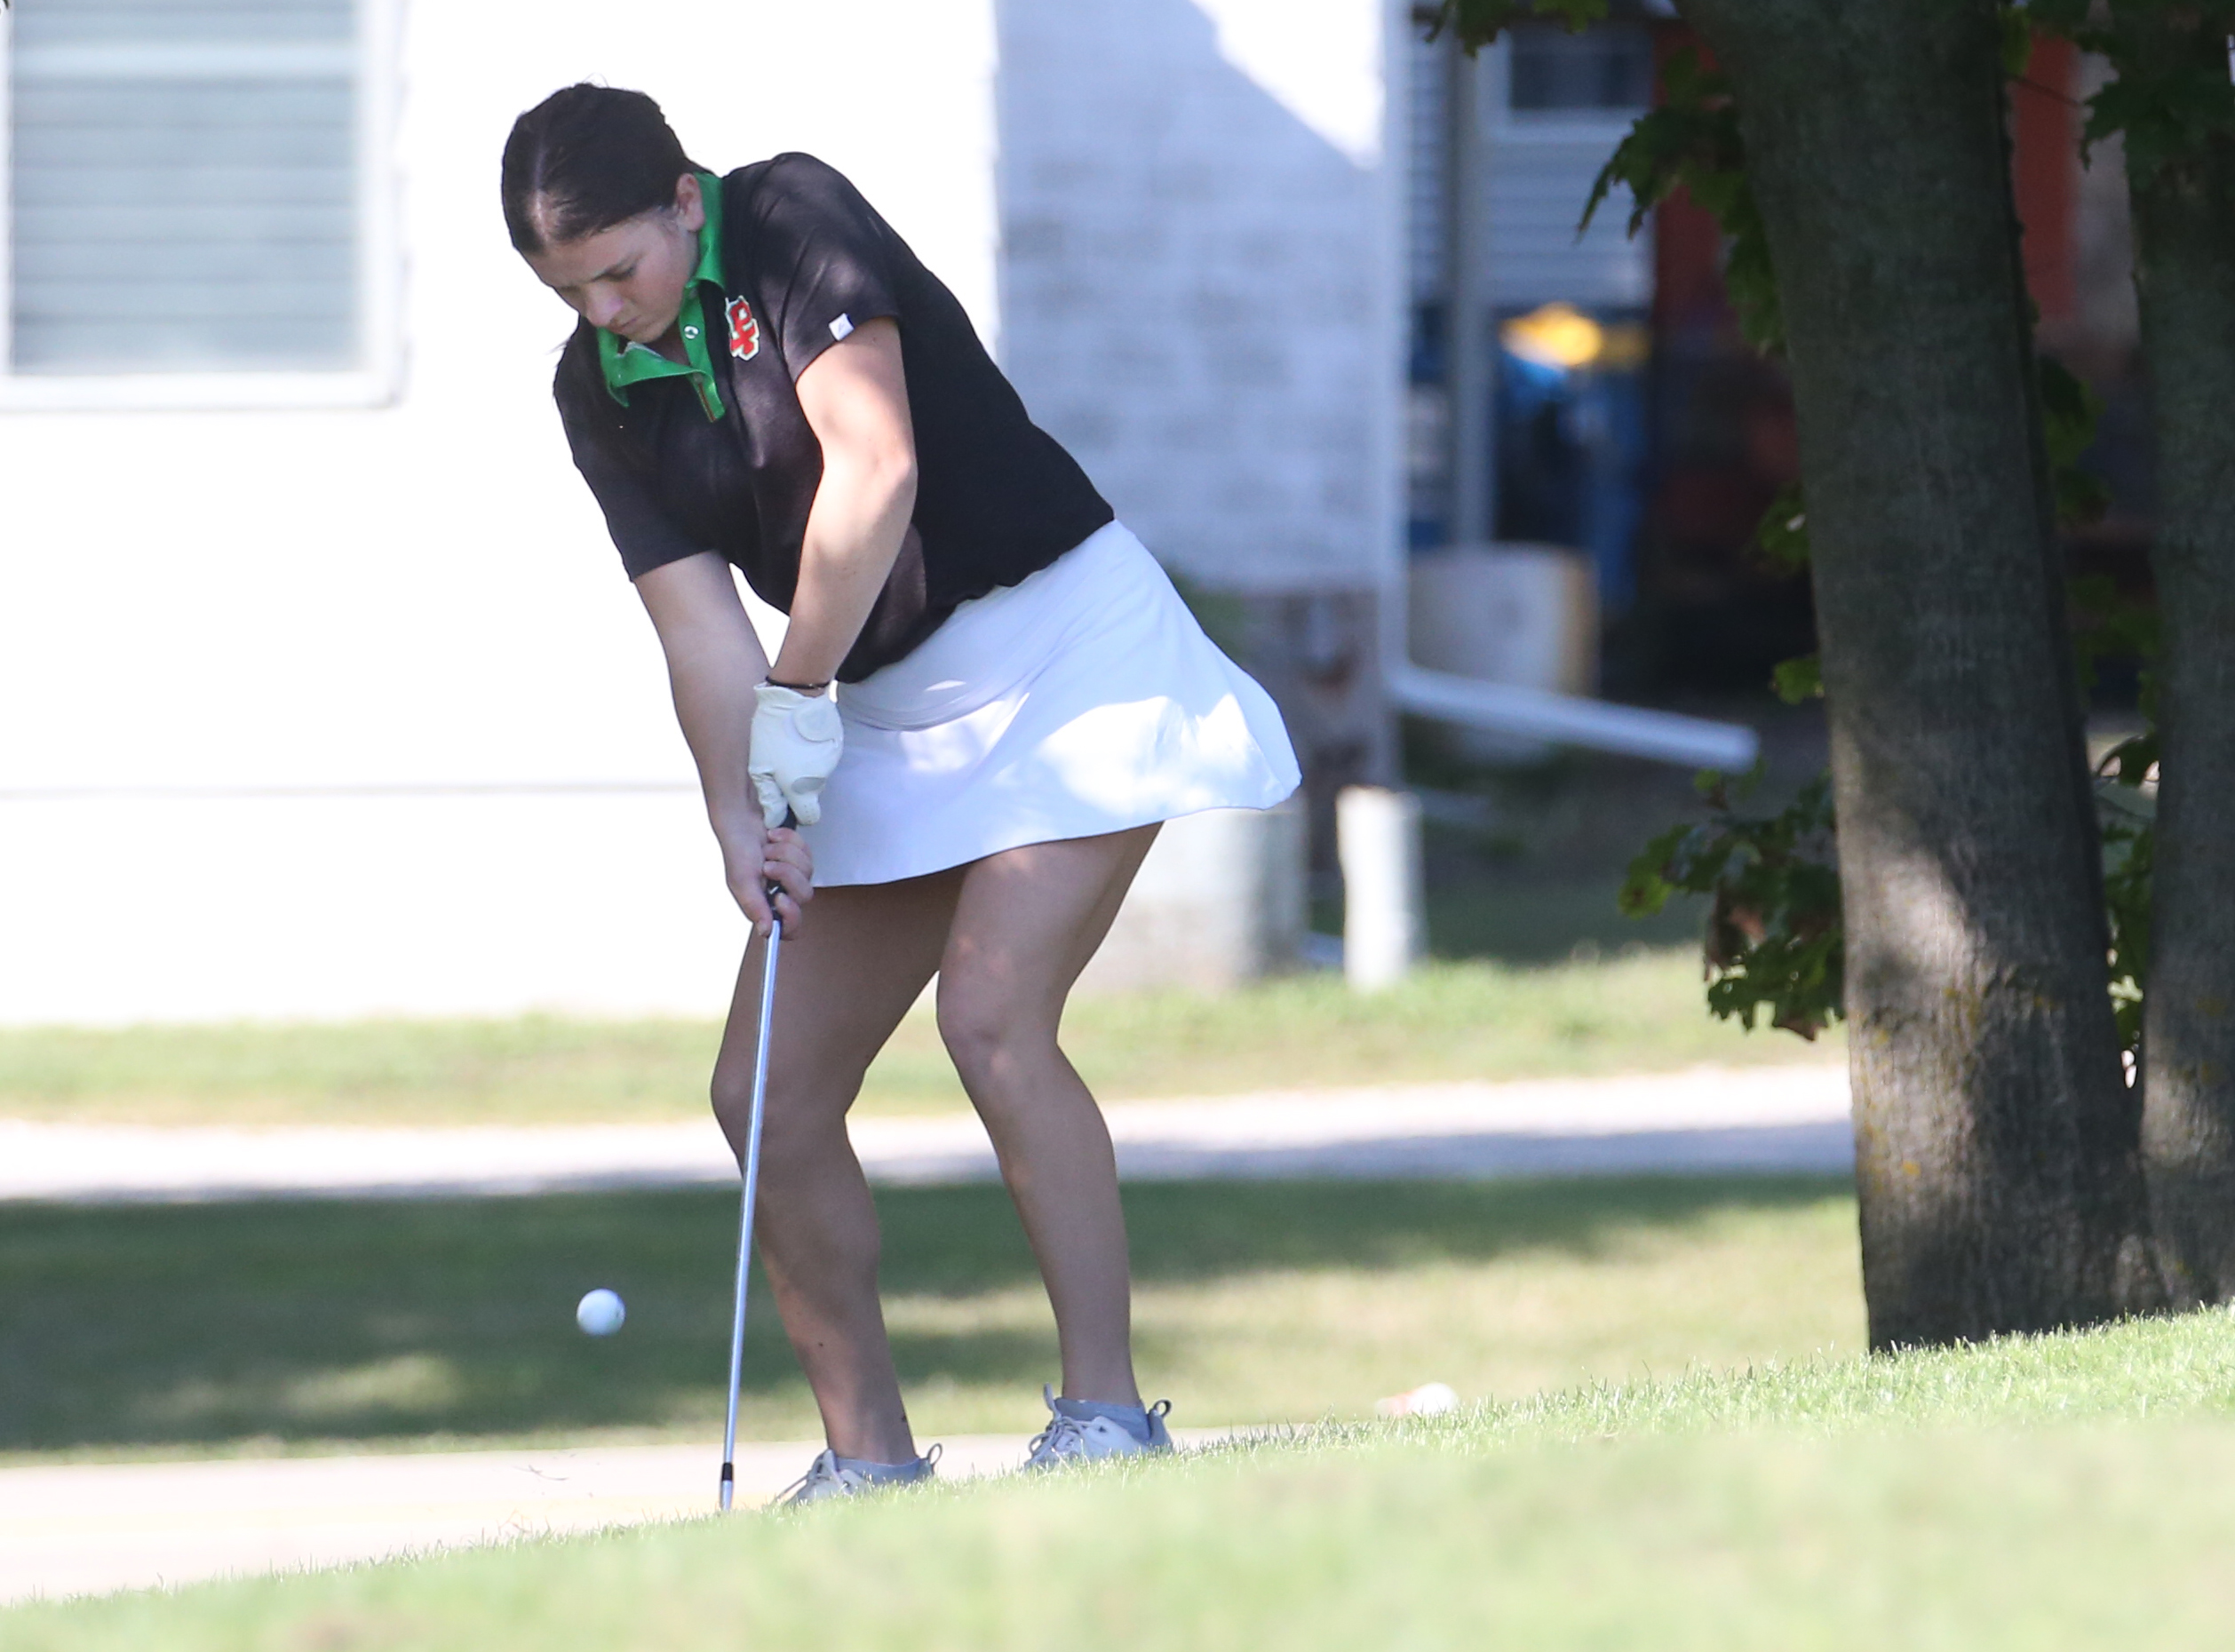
left=995, top=0, right=1403, bottom=597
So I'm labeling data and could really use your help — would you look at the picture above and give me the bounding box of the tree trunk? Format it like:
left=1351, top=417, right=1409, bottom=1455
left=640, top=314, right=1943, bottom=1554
left=2119, top=8, right=2235, bottom=1305
left=1681, top=0, right=2158, bottom=1345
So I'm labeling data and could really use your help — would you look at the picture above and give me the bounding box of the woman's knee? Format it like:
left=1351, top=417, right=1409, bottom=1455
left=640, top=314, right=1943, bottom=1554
left=710, top=1059, right=848, bottom=1171
left=935, top=975, right=1057, bottom=1084
left=708, top=1054, right=769, bottom=1143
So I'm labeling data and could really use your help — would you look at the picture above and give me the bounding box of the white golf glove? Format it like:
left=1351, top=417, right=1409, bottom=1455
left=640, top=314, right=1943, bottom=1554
left=750, top=682, right=844, bottom=828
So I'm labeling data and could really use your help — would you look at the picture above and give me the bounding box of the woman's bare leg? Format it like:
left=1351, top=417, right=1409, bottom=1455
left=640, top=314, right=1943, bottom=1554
left=935, top=826, right=1160, bottom=1408
left=712, top=870, right=960, bottom=1464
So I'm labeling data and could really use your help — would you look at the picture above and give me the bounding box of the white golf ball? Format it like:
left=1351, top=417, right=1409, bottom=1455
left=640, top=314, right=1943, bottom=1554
left=1376, top=1380, right=1460, bottom=1419
left=576, top=1288, right=626, bottom=1337
left=1407, top=1381, right=1459, bottom=1417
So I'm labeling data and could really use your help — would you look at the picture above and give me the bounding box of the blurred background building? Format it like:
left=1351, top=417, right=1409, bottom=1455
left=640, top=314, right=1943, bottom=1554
left=0, top=0, right=2144, bottom=1022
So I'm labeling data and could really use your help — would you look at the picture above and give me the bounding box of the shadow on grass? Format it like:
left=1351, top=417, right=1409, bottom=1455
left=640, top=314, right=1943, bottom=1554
left=1421, top=870, right=1706, bottom=966
left=0, top=1176, right=1848, bottom=1454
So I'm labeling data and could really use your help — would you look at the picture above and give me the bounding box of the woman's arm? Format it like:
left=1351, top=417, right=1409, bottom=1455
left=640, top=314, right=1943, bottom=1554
left=769, top=317, right=919, bottom=686
left=635, top=552, right=813, bottom=934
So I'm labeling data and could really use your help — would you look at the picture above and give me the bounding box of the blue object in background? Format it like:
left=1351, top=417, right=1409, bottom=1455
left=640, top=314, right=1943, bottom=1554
left=1493, top=306, right=1650, bottom=618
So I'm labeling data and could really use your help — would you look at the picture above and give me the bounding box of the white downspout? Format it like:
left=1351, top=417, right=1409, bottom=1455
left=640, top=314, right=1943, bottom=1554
left=1387, top=656, right=1762, bottom=772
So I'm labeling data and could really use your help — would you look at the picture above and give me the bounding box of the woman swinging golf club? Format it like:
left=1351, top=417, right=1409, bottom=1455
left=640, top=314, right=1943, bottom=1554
left=503, top=85, right=1299, bottom=1503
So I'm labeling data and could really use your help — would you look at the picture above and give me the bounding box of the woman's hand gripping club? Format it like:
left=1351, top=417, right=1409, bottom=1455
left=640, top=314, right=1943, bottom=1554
left=733, top=685, right=832, bottom=934
left=730, top=812, right=813, bottom=939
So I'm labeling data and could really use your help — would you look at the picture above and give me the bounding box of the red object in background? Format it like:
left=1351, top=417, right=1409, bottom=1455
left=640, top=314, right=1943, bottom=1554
left=1649, top=28, right=2081, bottom=337
left=1652, top=179, right=1728, bottom=338
left=1644, top=20, right=1794, bottom=542
left=1631, top=23, right=2094, bottom=686
left=1649, top=25, right=1729, bottom=338
left=2012, top=36, right=2080, bottom=327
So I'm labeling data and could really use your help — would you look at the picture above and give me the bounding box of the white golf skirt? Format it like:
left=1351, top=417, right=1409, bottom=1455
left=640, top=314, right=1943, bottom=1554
left=799, top=520, right=1300, bottom=887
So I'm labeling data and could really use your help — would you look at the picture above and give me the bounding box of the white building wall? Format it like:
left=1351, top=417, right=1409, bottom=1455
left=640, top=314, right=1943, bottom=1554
left=995, top=0, right=1404, bottom=595
left=1, top=0, right=1399, bottom=1028
left=0, top=0, right=1001, bottom=1024
left=1, top=0, right=1396, bottom=1025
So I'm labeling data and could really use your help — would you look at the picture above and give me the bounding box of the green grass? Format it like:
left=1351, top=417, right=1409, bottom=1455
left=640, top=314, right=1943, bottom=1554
left=12, top=1312, right=2235, bottom=1649
left=0, top=1176, right=1861, bottom=1461
left=1421, top=865, right=1710, bottom=964
left=0, top=950, right=1835, bottom=1127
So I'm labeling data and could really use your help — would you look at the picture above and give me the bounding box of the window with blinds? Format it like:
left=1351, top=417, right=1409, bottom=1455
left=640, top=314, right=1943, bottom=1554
left=6, top=0, right=363, bottom=376
left=1507, top=24, right=1655, bottom=115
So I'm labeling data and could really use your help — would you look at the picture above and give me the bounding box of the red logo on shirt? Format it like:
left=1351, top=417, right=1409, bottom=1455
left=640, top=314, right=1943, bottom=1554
left=726, top=297, right=760, bottom=361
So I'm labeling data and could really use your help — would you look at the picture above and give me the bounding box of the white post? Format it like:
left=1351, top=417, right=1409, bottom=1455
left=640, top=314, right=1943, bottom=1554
left=1338, top=785, right=1424, bottom=992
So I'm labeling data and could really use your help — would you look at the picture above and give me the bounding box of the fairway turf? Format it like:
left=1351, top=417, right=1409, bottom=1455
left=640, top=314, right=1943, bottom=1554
left=0, top=950, right=1837, bottom=1126
left=10, top=1312, right=2235, bottom=1650
left=0, top=1177, right=1860, bottom=1461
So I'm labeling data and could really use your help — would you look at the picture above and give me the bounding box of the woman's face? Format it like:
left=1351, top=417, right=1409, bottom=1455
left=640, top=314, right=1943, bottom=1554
left=522, top=172, right=704, bottom=344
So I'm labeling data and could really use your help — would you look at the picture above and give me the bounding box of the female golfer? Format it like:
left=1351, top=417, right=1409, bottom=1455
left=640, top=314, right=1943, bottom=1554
left=503, top=85, right=1299, bottom=1502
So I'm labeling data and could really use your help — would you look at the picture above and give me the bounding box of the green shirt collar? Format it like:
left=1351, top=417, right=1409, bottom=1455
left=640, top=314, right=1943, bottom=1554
left=596, top=171, right=728, bottom=420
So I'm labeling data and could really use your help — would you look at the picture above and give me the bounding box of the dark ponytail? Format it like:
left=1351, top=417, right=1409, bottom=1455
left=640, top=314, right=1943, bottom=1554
left=501, top=84, right=706, bottom=253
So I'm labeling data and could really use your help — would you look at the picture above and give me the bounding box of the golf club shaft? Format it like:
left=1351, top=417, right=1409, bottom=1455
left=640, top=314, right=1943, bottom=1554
left=720, top=913, right=782, bottom=1511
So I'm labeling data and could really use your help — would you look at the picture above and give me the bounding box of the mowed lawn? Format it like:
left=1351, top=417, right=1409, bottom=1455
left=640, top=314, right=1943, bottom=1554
left=0, top=1176, right=1861, bottom=1461
left=12, top=1313, right=2235, bottom=1650
left=0, top=950, right=1837, bottom=1127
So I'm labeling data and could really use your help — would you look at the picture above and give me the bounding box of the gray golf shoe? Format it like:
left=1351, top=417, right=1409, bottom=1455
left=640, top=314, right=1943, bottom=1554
left=775, top=1444, right=940, bottom=1507
left=1022, top=1385, right=1173, bottom=1470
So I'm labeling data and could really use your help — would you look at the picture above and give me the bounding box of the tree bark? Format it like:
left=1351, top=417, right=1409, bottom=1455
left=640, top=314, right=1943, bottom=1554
left=1682, top=0, right=2158, bottom=1345
left=2119, top=8, right=2235, bottom=1305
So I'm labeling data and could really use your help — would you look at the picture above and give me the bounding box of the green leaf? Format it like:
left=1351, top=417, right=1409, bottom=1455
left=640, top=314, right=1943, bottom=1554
left=2068, top=569, right=2159, bottom=698
left=2025, top=0, right=2096, bottom=38
left=1432, top=0, right=1609, bottom=52
left=2098, top=796, right=2156, bottom=1068
left=2067, top=572, right=2120, bottom=620
left=2038, top=358, right=2102, bottom=466
left=1574, top=49, right=1782, bottom=355
left=1624, top=771, right=1844, bottom=1041
left=2038, top=357, right=2110, bottom=528
left=1999, top=4, right=2034, bottom=78
left=1771, top=654, right=1824, bottom=706
left=1751, top=482, right=1810, bottom=569
left=1617, top=824, right=1690, bottom=918
left=2076, top=24, right=2235, bottom=181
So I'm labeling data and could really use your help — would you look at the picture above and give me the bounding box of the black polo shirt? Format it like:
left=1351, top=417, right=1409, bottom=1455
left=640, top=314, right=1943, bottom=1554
left=553, top=154, right=1113, bottom=682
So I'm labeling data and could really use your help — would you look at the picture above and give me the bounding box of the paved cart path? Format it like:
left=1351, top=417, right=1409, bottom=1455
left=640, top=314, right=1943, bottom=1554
left=0, top=1430, right=1246, bottom=1608
left=0, top=1064, right=1853, bottom=1204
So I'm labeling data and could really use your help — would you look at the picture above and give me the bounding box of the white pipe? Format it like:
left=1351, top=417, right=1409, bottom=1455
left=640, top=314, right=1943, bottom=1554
left=1388, top=662, right=1760, bottom=773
